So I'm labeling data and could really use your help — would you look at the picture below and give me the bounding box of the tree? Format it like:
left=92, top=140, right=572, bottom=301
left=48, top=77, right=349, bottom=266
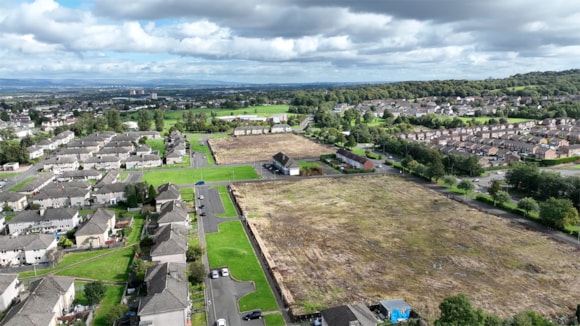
left=147, top=184, right=157, bottom=205
left=442, top=175, right=457, bottom=187
left=154, top=109, right=164, bottom=132
left=509, top=311, right=552, bottom=326
left=105, top=304, right=128, bottom=325
left=188, top=261, right=205, bottom=285
left=457, top=180, right=475, bottom=195
left=346, top=134, right=357, bottom=148
left=517, top=197, right=539, bottom=217
left=84, top=281, right=106, bottom=306
left=125, top=184, right=138, bottom=208
left=106, top=109, right=123, bottom=132
left=492, top=190, right=511, bottom=206
left=137, top=110, right=152, bottom=131
left=488, top=180, right=502, bottom=198
left=131, top=258, right=154, bottom=282
left=539, top=197, right=579, bottom=229
left=428, top=157, right=446, bottom=182
left=363, top=110, right=374, bottom=123
left=186, top=243, right=204, bottom=262
left=435, top=294, right=483, bottom=326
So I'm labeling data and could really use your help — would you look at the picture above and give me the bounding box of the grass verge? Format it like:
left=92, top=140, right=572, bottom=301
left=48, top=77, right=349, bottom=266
left=215, top=185, right=238, bottom=217
left=206, top=221, right=278, bottom=312
left=143, top=166, right=259, bottom=187
left=264, top=313, right=286, bottom=326
left=9, top=177, right=34, bottom=192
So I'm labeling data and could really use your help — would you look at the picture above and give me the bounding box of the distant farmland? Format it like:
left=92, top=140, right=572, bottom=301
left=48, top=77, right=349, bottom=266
left=232, top=175, right=580, bottom=320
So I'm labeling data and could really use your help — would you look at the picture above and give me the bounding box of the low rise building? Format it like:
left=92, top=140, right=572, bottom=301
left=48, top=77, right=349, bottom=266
left=7, top=208, right=79, bottom=235
left=150, top=224, right=188, bottom=264
left=0, top=234, right=57, bottom=266
left=75, top=209, right=116, bottom=248
left=125, top=154, right=162, bottom=169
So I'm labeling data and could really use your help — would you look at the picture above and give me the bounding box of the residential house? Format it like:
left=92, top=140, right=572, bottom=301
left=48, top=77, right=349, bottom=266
left=0, top=234, right=57, bottom=266
left=138, top=263, right=190, bottom=326
left=156, top=184, right=181, bottom=211
left=232, top=126, right=270, bottom=136
left=37, top=139, right=58, bottom=152
left=67, top=140, right=102, bottom=153
left=563, top=145, right=580, bottom=157
left=17, top=174, right=55, bottom=195
left=82, top=156, right=121, bottom=170
left=75, top=209, right=116, bottom=248
left=0, top=192, right=27, bottom=211
left=0, top=274, right=21, bottom=311
left=135, top=144, right=152, bottom=156
left=96, top=147, right=133, bottom=161
left=93, top=183, right=127, bottom=206
left=43, top=157, right=79, bottom=172
left=270, top=124, right=292, bottom=133
left=102, top=141, right=134, bottom=149
left=1, top=276, right=75, bottom=326
left=320, top=304, right=380, bottom=326
left=55, top=148, right=93, bottom=161
left=336, top=148, right=374, bottom=170
left=26, top=145, right=44, bottom=160
left=7, top=208, right=80, bottom=235
left=93, top=171, right=119, bottom=191
left=136, top=131, right=162, bottom=140
left=56, top=170, right=102, bottom=182
left=30, top=185, right=90, bottom=209
left=53, top=130, right=74, bottom=145
left=272, top=152, right=300, bottom=176
left=165, top=150, right=183, bottom=165
left=125, top=154, right=162, bottom=169
left=536, top=147, right=557, bottom=159
left=157, top=201, right=188, bottom=227
left=150, top=224, right=188, bottom=264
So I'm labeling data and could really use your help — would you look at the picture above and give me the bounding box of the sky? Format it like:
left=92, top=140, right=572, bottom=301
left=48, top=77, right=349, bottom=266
left=0, top=0, right=579, bottom=83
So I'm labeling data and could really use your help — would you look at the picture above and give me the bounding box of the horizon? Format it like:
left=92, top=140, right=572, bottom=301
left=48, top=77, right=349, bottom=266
left=1, top=1, right=580, bottom=83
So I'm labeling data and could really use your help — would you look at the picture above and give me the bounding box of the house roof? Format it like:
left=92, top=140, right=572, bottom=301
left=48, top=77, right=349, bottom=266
left=0, top=234, right=56, bottom=250
left=56, top=148, right=93, bottom=156
left=156, top=184, right=181, bottom=202
left=95, top=182, right=127, bottom=194
left=42, top=208, right=78, bottom=221
left=336, top=148, right=371, bottom=166
left=126, top=154, right=161, bottom=162
left=0, top=274, right=18, bottom=294
left=31, top=187, right=89, bottom=201
left=321, top=305, right=358, bottom=326
left=94, top=170, right=119, bottom=188
left=272, top=152, right=298, bottom=169
left=150, top=224, right=188, bottom=258
left=60, top=170, right=102, bottom=178
left=136, top=144, right=151, bottom=152
left=138, top=262, right=188, bottom=315
left=44, top=156, right=77, bottom=164
left=2, top=276, right=74, bottom=326
left=165, top=150, right=181, bottom=158
left=158, top=201, right=188, bottom=224
left=0, top=191, right=26, bottom=203
left=380, top=299, right=411, bottom=313
left=82, top=156, right=121, bottom=163
left=97, top=147, right=133, bottom=155
left=75, top=209, right=115, bottom=236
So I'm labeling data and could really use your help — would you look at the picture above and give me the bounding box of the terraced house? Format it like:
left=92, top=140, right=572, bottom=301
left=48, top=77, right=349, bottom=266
left=7, top=208, right=79, bottom=235
left=0, top=234, right=57, bottom=266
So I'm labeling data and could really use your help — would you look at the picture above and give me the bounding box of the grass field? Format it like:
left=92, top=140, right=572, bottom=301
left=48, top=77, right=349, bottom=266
left=209, top=134, right=334, bottom=164
left=163, top=105, right=290, bottom=120
left=19, top=249, right=114, bottom=278
left=56, top=247, right=134, bottom=282
left=214, top=185, right=237, bottom=217
left=9, top=177, right=34, bottom=192
left=146, top=139, right=166, bottom=156
left=298, top=161, right=321, bottom=168
left=205, top=221, right=278, bottom=312
left=142, top=166, right=260, bottom=187
left=232, top=175, right=579, bottom=320
left=92, top=285, right=125, bottom=326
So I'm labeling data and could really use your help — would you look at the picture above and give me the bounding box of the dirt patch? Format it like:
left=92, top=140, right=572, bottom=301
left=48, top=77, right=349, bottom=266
left=208, top=134, right=335, bottom=164
left=232, top=175, right=580, bottom=320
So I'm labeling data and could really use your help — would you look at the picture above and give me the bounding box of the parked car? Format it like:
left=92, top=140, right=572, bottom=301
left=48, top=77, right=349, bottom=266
left=195, top=180, right=205, bottom=185
left=200, top=212, right=206, bottom=216
left=199, top=205, right=205, bottom=209
left=199, top=195, right=205, bottom=200
left=221, top=267, right=229, bottom=277
left=313, top=318, right=322, bottom=326
left=211, top=270, right=219, bottom=279
left=216, top=318, right=226, bottom=326
left=243, top=311, right=262, bottom=320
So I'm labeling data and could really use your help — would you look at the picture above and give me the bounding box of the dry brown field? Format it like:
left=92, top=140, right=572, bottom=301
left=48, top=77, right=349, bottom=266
left=232, top=175, right=580, bottom=320
left=208, top=134, right=335, bottom=164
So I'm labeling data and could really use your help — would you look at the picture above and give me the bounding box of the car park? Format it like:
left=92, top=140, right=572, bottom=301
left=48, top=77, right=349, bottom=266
left=221, top=267, right=229, bottom=277
left=211, top=270, right=219, bottom=279
left=243, top=311, right=262, bottom=320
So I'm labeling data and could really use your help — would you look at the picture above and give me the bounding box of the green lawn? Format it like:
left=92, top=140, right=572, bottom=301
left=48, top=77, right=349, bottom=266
left=264, top=313, right=286, bottom=326
left=19, top=249, right=115, bottom=278
left=143, top=166, right=260, bottom=187
left=146, top=139, right=166, bottom=156
left=9, top=177, right=34, bottom=192
left=214, top=185, right=238, bottom=217
left=350, top=147, right=366, bottom=156
left=164, top=105, right=289, bottom=120
left=56, top=247, right=134, bottom=282
left=180, top=187, right=195, bottom=201
left=206, top=221, right=278, bottom=312
left=126, top=214, right=145, bottom=245
left=0, top=172, right=20, bottom=178
left=74, top=281, right=89, bottom=305
left=190, top=312, right=206, bottom=326
left=92, top=285, right=125, bottom=326
left=298, top=161, right=321, bottom=169
left=163, top=155, right=191, bottom=169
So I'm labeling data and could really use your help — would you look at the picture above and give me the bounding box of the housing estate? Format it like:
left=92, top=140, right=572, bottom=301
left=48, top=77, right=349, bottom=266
left=0, top=234, right=57, bottom=266
left=75, top=209, right=116, bottom=248
left=155, top=184, right=181, bottom=211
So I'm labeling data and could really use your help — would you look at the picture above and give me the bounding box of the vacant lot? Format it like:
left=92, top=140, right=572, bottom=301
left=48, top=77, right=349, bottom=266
left=232, top=175, right=580, bottom=320
left=209, top=134, right=334, bottom=165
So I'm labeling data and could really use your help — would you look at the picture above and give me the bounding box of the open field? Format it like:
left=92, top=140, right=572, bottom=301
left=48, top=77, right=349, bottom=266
left=142, top=166, right=259, bottom=187
left=209, top=134, right=335, bottom=165
left=232, top=175, right=580, bottom=320
left=56, top=247, right=134, bottom=282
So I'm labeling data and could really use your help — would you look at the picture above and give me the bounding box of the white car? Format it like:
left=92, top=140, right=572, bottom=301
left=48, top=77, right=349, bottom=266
left=211, top=270, right=219, bottom=279
left=221, top=267, right=229, bottom=277
left=216, top=318, right=226, bottom=326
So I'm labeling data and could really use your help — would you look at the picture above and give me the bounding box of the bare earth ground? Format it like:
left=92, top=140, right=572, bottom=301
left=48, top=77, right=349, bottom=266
left=208, top=134, right=335, bottom=164
left=232, top=175, right=580, bottom=320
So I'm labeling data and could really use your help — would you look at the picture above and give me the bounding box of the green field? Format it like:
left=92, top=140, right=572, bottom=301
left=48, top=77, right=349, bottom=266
left=9, top=177, right=34, bottom=192
left=142, top=166, right=260, bottom=187
left=214, top=185, right=238, bottom=217
left=146, top=139, right=166, bottom=156
left=92, top=285, right=125, bottom=326
left=206, top=221, right=278, bottom=312
left=19, top=249, right=115, bottom=278
left=56, top=247, right=134, bottom=282
left=163, top=105, right=289, bottom=120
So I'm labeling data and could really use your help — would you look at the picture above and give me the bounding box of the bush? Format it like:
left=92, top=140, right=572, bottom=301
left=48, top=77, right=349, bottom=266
left=188, top=261, right=205, bottom=285
left=186, top=244, right=204, bottom=262
left=122, top=226, right=133, bottom=237
left=105, top=304, right=128, bottom=325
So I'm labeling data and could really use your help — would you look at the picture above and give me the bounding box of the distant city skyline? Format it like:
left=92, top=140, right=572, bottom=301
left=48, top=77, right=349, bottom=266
left=0, top=0, right=579, bottom=83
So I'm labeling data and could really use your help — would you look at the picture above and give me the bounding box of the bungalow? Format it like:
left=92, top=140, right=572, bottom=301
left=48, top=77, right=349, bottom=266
left=82, top=156, right=121, bottom=170
left=93, top=183, right=127, bottom=206
left=0, top=274, right=21, bottom=311
left=0, top=234, right=58, bottom=266
left=7, top=208, right=80, bottom=235
left=157, top=201, right=189, bottom=227
left=1, top=276, right=75, bottom=326
left=125, top=154, right=162, bottom=169
left=150, top=224, right=188, bottom=264
left=156, top=184, right=181, bottom=211
left=43, top=156, right=79, bottom=172
left=270, top=124, right=292, bottom=133
left=26, top=145, right=44, bottom=160
left=138, top=263, right=190, bottom=326
left=320, top=304, right=380, bottom=326
left=75, top=209, right=116, bottom=248
left=336, top=148, right=374, bottom=170
left=0, top=192, right=27, bottom=211
left=272, top=152, right=300, bottom=176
